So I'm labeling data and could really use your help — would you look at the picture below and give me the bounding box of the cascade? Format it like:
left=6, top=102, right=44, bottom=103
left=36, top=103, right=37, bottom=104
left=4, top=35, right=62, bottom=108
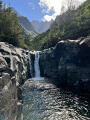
left=34, top=51, right=40, bottom=78
left=29, top=51, right=44, bottom=80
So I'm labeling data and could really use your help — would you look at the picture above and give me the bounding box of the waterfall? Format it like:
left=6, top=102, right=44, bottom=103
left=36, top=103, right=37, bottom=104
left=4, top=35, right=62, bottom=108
left=28, top=51, right=44, bottom=80
left=34, top=51, right=40, bottom=78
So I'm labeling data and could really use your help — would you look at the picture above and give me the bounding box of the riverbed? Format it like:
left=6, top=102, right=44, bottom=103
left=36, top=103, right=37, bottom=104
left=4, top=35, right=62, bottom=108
left=22, top=79, right=90, bottom=120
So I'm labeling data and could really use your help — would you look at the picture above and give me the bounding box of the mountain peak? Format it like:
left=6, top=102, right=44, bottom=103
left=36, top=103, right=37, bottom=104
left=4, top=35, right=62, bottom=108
left=31, top=20, right=53, bottom=33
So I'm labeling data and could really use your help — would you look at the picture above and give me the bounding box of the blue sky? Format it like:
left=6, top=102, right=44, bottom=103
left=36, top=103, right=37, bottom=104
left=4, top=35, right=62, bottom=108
left=2, top=0, right=46, bottom=21
left=2, top=0, right=86, bottom=22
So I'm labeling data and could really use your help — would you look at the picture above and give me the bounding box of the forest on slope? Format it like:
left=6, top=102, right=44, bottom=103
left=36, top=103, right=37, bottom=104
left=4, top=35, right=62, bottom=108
left=0, top=0, right=90, bottom=50
left=0, top=1, right=37, bottom=49
left=31, top=0, right=90, bottom=50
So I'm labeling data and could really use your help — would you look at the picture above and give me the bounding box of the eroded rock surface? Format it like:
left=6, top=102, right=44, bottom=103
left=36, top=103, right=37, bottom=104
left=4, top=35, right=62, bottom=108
left=0, top=42, right=30, bottom=120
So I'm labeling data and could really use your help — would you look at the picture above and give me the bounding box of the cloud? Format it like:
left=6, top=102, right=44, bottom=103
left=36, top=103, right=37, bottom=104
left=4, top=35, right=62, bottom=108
left=39, top=0, right=86, bottom=21
left=29, top=2, right=35, bottom=10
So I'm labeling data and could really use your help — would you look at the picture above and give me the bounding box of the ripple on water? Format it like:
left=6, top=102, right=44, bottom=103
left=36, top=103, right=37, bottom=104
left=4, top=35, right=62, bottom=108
left=22, top=80, right=90, bottom=120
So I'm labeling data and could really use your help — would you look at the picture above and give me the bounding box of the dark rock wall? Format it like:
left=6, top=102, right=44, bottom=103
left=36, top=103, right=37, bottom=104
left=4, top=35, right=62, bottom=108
left=40, top=37, right=90, bottom=92
left=0, top=42, right=30, bottom=120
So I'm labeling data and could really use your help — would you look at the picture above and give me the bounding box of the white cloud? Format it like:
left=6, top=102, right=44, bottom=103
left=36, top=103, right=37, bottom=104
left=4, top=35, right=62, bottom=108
left=39, top=0, right=86, bottom=21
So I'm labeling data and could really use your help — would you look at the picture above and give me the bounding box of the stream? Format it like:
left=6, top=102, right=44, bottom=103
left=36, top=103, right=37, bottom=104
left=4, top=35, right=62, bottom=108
left=22, top=79, right=90, bottom=120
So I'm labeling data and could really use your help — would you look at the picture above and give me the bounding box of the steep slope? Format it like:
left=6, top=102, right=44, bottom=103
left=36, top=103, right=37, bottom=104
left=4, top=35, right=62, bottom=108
left=20, top=25, right=37, bottom=39
left=18, top=16, right=37, bottom=34
left=11, top=7, right=37, bottom=37
left=32, top=0, right=90, bottom=50
left=11, top=7, right=20, bottom=16
left=11, top=7, right=37, bottom=39
left=31, top=20, right=53, bottom=33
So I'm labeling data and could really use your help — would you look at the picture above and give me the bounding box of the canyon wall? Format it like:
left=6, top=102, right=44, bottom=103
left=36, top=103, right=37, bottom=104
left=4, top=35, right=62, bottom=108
left=0, top=42, right=30, bottom=120
left=40, top=37, right=90, bottom=92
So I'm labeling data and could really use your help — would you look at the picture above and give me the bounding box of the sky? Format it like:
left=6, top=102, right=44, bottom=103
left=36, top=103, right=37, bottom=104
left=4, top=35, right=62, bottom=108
left=2, top=0, right=86, bottom=22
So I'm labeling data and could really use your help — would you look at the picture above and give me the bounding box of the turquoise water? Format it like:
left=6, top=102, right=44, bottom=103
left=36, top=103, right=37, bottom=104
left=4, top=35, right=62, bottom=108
left=23, top=79, right=90, bottom=120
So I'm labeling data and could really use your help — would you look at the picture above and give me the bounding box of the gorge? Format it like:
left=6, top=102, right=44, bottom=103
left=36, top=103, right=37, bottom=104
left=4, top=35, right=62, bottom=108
left=0, top=0, right=90, bottom=119
left=0, top=36, right=90, bottom=120
left=23, top=37, right=90, bottom=120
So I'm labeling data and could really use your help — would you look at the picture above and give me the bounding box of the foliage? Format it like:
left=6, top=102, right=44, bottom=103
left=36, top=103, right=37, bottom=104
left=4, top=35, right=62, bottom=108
left=32, top=0, right=90, bottom=50
left=18, top=16, right=37, bottom=34
left=0, top=1, right=35, bottom=49
left=0, top=1, right=25, bottom=47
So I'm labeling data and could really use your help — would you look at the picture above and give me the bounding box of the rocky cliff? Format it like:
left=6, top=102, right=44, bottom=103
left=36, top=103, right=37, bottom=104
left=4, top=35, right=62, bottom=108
left=39, top=37, right=90, bottom=92
left=0, top=42, right=30, bottom=120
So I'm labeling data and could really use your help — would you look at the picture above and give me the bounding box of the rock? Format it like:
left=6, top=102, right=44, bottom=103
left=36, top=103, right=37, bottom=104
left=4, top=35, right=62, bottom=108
left=15, top=48, right=23, bottom=58
left=16, top=102, right=23, bottom=120
left=0, top=42, right=11, bottom=55
left=0, top=42, right=30, bottom=120
left=0, top=57, right=7, bottom=72
left=39, top=36, right=90, bottom=92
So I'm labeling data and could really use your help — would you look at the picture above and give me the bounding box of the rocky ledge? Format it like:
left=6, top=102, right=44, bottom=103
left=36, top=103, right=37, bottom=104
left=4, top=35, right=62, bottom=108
left=40, top=37, right=90, bottom=92
left=0, top=42, right=30, bottom=120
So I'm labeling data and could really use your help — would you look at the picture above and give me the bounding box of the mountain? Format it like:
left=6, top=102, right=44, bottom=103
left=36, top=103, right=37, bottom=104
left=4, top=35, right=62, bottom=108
left=18, top=16, right=37, bottom=34
left=31, top=20, right=53, bottom=33
left=11, top=7, right=20, bottom=16
left=20, top=25, right=37, bottom=39
left=11, top=7, right=38, bottom=38
left=10, top=7, right=38, bottom=48
left=31, top=0, right=90, bottom=50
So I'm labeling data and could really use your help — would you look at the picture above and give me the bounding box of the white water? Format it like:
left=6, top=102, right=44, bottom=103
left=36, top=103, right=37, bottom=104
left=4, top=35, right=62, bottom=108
left=29, top=51, right=44, bottom=80
left=34, top=51, right=40, bottom=77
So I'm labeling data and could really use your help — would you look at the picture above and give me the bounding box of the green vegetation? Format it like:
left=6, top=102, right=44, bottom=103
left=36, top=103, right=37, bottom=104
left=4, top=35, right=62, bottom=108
left=32, top=0, right=90, bottom=50
left=0, top=1, right=24, bottom=47
left=21, top=25, right=37, bottom=39
left=18, top=16, right=37, bottom=34
left=0, top=0, right=90, bottom=50
left=0, top=1, right=36, bottom=49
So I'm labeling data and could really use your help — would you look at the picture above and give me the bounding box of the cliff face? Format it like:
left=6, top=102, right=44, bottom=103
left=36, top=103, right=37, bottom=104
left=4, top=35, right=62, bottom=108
left=40, top=37, right=90, bottom=92
left=0, top=42, right=30, bottom=120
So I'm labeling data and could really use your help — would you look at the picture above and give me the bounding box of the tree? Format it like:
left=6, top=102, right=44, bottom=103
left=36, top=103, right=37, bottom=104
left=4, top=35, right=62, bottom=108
left=0, top=1, right=24, bottom=47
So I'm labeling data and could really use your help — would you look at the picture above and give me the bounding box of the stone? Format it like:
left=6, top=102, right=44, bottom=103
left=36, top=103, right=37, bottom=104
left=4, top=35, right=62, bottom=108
left=0, top=42, right=11, bottom=55
left=0, top=57, right=7, bottom=72
left=39, top=36, right=90, bottom=92
left=0, top=42, right=29, bottom=120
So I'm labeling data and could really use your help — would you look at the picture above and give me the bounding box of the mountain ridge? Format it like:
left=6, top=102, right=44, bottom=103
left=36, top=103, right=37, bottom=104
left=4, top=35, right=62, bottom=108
left=31, top=20, right=53, bottom=33
left=18, top=16, right=37, bottom=34
left=31, top=0, right=90, bottom=50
